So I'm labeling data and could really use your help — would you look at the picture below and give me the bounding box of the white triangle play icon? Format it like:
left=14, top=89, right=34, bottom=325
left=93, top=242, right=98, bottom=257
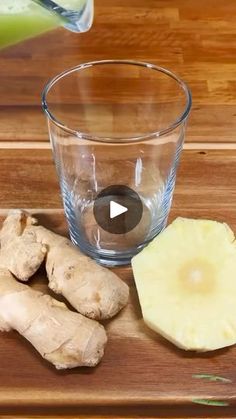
left=110, top=201, right=128, bottom=219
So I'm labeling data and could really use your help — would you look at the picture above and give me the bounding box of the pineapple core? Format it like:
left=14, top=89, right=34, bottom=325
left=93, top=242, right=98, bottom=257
left=179, top=259, right=215, bottom=294
left=132, top=217, right=236, bottom=352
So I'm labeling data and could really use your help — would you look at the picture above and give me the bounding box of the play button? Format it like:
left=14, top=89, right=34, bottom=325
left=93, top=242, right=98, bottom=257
left=93, top=185, right=143, bottom=234
left=110, top=201, right=128, bottom=219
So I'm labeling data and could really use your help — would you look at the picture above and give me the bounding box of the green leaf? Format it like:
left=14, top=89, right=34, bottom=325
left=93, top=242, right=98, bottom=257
left=192, top=399, right=229, bottom=407
left=192, top=374, right=232, bottom=383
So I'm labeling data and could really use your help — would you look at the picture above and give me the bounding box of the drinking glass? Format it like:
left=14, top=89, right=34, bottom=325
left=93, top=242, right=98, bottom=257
left=42, top=60, right=192, bottom=266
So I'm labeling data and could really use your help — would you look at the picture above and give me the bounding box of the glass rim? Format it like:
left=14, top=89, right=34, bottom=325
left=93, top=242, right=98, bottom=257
left=42, top=59, right=192, bottom=143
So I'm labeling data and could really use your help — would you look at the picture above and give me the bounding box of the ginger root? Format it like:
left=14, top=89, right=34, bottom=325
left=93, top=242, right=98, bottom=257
left=0, top=267, right=107, bottom=369
left=0, top=210, right=129, bottom=320
left=0, top=210, right=46, bottom=281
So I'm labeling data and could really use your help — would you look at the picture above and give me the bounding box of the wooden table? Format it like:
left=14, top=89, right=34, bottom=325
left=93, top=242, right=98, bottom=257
left=0, top=0, right=236, bottom=417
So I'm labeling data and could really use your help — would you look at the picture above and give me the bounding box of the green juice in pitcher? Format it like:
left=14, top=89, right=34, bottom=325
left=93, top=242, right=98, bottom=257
left=0, top=0, right=92, bottom=49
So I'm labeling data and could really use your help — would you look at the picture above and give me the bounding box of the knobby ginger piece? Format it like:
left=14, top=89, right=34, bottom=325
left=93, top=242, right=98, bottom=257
left=34, top=225, right=129, bottom=320
left=0, top=210, right=129, bottom=320
left=0, top=267, right=107, bottom=369
left=0, top=210, right=46, bottom=281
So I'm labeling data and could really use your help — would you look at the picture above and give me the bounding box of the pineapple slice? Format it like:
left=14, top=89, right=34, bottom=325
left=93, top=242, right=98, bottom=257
left=132, top=217, right=236, bottom=351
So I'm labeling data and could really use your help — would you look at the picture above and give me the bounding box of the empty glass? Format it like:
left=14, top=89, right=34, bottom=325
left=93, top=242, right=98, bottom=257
left=42, top=60, right=192, bottom=266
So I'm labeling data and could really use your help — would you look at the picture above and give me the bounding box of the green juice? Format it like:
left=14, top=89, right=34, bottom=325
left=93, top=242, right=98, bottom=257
left=0, top=0, right=86, bottom=49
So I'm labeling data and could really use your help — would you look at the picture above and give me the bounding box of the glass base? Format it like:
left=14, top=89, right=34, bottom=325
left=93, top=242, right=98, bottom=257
left=67, top=206, right=169, bottom=267
left=70, top=235, right=143, bottom=267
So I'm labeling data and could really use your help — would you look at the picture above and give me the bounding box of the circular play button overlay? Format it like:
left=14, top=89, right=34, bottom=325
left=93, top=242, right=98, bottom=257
left=93, top=185, right=143, bottom=234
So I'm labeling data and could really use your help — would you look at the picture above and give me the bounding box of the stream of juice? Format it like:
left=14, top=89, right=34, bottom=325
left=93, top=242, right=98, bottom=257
left=0, top=0, right=85, bottom=49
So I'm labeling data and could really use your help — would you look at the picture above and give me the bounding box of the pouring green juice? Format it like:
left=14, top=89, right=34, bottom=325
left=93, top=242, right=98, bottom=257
left=0, top=0, right=93, bottom=49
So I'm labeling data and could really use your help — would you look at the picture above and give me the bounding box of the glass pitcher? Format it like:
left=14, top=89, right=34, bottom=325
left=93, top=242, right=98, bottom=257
left=0, top=0, right=93, bottom=50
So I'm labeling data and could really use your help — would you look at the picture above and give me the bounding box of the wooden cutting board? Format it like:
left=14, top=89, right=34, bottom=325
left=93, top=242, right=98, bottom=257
left=1, top=149, right=236, bottom=417
left=1, top=174, right=236, bottom=418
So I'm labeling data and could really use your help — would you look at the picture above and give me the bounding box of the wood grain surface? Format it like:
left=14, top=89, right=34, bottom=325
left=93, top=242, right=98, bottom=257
left=0, top=148, right=235, bottom=221
left=0, top=0, right=236, bottom=143
left=0, top=0, right=236, bottom=417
